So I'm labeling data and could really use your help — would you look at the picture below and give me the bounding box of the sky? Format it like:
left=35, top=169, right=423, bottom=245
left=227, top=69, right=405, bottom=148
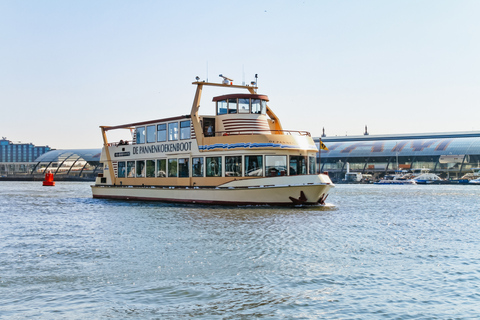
left=1, top=0, right=479, bottom=149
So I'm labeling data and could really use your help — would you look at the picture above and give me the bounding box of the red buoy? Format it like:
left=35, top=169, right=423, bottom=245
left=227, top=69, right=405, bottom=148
left=43, top=171, right=55, bottom=186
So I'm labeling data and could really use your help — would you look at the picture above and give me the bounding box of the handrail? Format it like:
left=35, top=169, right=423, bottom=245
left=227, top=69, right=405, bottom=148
left=213, top=130, right=311, bottom=137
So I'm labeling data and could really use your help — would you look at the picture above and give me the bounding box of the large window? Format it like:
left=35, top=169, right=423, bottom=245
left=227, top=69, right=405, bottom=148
left=146, top=125, right=156, bottom=143
left=168, top=122, right=178, bottom=141
left=228, top=98, right=237, bottom=114
left=178, top=158, right=189, bottom=177
left=146, top=160, right=155, bottom=177
left=206, top=157, right=222, bottom=177
left=225, top=156, right=242, bottom=176
left=127, top=161, right=135, bottom=177
left=118, top=161, right=126, bottom=178
left=266, top=155, right=287, bottom=177
left=157, top=124, right=167, bottom=142
left=192, top=157, right=204, bottom=177
left=309, top=156, right=316, bottom=174
left=180, top=121, right=191, bottom=140
left=136, top=127, right=145, bottom=144
left=168, top=159, right=177, bottom=177
left=251, top=99, right=266, bottom=114
left=136, top=160, right=145, bottom=178
left=289, top=156, right=307, bottom=175
left=238, top=98, right=250, bottom=113
left=157, top=159, right=166, bottom=177
left=245, top=155, right=263, bottom=176
left=217, top=100, right=227, bottom=115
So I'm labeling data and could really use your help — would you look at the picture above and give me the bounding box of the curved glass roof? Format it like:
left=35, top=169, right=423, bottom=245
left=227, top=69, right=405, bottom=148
left=319, top=137, right=480, bottom=158
left=35, top=149, right=101, bottom=163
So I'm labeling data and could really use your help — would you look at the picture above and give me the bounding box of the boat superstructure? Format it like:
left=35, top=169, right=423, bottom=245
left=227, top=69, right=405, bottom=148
left=91, top=76, right=334, bottom=205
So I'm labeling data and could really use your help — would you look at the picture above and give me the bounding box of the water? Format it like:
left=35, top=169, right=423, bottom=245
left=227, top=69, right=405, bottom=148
left=1, top=182, right=479, bottom=319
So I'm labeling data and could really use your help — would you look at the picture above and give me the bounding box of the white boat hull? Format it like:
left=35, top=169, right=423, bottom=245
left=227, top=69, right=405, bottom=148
left=91, top=176, right=333, bottom=206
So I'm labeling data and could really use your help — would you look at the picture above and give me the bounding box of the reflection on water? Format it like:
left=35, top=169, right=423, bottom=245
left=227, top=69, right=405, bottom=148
left=1, top=182, right=480, bottom=319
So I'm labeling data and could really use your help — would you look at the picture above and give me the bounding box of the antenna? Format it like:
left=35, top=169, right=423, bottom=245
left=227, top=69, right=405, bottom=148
left=206, top=61, right=209, bottom=82
left=242, top=65, right=245, bottom=85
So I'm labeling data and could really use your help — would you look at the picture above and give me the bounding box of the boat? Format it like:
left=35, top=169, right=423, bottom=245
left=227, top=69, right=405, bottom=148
left=374, top=172, right=417, bottom=185
left=91, top=75, right=334, bottom=206
left=411, top=168, right=444, bottom=184
left=469, top=177, right=480, bottom=184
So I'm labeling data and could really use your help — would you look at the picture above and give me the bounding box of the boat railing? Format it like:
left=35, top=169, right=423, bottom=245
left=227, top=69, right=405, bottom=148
left=214, top=129, right=311, bottom=137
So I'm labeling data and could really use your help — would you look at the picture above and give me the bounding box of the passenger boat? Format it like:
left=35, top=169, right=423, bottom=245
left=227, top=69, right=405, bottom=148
left=91, top=76, right=334, bottom=205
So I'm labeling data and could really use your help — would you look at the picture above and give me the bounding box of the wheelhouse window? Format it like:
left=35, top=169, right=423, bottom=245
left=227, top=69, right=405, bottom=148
left=157, top=124, right=167, bottom=142
left=217, top=100, right=227, bottom=115
left=118, top=161, right=126, bottom=178
left=228, top=98, right=237, bottom=114
left=192, top=157, right=204, bottom=177
left=136, top=127, right=145, bottom=144
left=180, top=120, right=191, bottom=140
left=238, top=98, right=250, bottom=113
left=157, top=159, right=166, bottom=177
left=245, top=155, right=263, bottom=176
left=146, top=125, right=156, bottom=143
left=251, top=99, right=262, bottom=114
left=309, top=156, right=316, bottom=174
left=168, top=122, right=178, bottom=141
left=136, top=160, right=145, bottom=178
left=266, top=155, right=287, bottom=177
left=146, top=160, right=155, bottom=177
left=225, top=156, right=242, bottom=177
left=289, top=156, right=307, bottom=175
left=127, top=161, right=135, bottom=177
left=206, top=157, right=222, bottom=177
left=178, top=158, right=189, bottom=177
left=168, top=159, right=178, bottom=177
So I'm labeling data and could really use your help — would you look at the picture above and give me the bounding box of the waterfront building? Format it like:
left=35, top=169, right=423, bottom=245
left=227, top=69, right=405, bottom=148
left=0, top=148, right=102, bottom=180
left=0, top=138, right=51, bottom=162
left=315, top=131, right=480, bottom=182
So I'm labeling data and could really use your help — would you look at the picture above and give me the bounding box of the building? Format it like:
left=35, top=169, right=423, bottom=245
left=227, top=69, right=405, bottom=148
left=0, top=148, right=102, bottom=181
left=0, top=137, right=51, bottom=162
left=315, top=131, right=480, bottom=182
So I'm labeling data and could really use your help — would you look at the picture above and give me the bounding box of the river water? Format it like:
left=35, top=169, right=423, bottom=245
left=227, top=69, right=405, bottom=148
left=1, top=182, right=479, bottom=319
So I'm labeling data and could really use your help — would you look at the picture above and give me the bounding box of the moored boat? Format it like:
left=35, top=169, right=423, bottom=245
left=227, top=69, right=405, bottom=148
left=91, top=76, right=334, bottom=205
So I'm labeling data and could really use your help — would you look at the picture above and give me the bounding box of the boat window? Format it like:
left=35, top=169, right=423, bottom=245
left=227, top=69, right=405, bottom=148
left=168, top=159, right=178, bottom=177
left=127, top=161, right=135, bottom=177
left=309, top=156, right=316, bottom=174
left=168, top=122, right=178, bottom=141
left=260, top=100, right=267, bottom=114
left=238, top=98, right=250, bottom=113
left=206, top=157, right=222, bottom=177
left=228, top=98, right=237, bottom=114
left=180, top=120, right=191, bottom=140
left=136, top=127, right=145, bottom=144
left=225, top=156, right=242, bottom=176
left=157, top=124, right=167, bottom=142
left=245, top=155, right=263, bottom=176
left=289, top=156, right=307, bottom=175
left=146, top=160, right=155, bottom=177
left=192, top=157, right=204, bottom=177
left=156, top=159, right=166, bottom=177
left=146, top=125, right=156, bottom=143
left=266, top=155, right=287, bottom=177
left=251, top=99, right=261, bottom=114
left=217, top=100, right=227, bottom=115
left=178, top=158, right=189, bottom=177
left=136, top=160, right=145, bottom=178
left=117, top=161, right=126, bottom=178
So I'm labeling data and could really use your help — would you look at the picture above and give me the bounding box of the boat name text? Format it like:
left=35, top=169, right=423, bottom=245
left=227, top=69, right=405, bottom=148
left=132, top=142, right=193, bottom=155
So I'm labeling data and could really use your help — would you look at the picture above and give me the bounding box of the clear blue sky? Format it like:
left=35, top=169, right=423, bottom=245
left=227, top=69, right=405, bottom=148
left=1, top=0, right=479, bottom=149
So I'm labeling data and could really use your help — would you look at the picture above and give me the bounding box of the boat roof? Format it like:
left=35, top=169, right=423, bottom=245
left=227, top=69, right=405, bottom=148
left=212, top=93, right=269, bottom=102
